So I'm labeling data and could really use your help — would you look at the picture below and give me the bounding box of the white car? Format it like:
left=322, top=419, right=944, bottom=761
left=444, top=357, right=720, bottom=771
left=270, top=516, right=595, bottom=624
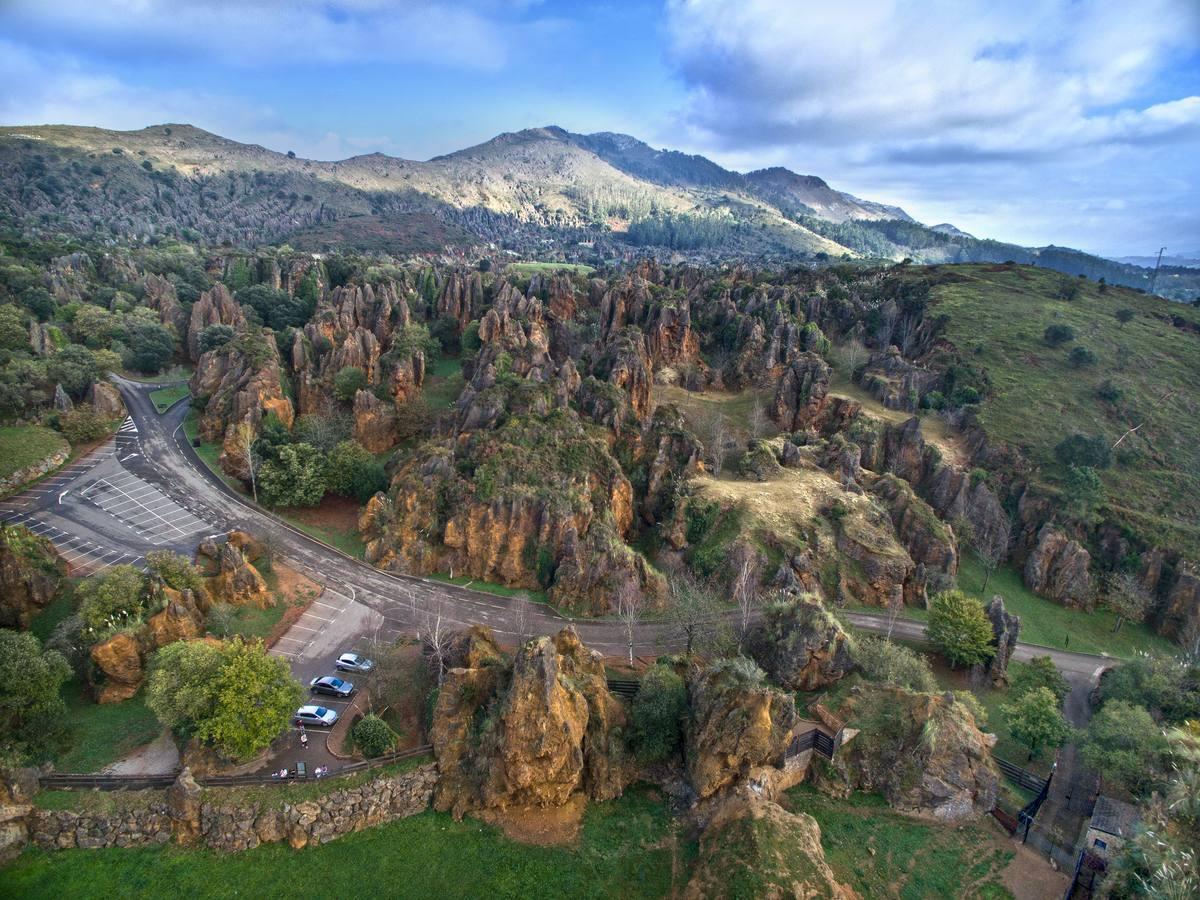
left=294, top=705, right=339, bottom=728
left=336, top=653, right=375, bottom=674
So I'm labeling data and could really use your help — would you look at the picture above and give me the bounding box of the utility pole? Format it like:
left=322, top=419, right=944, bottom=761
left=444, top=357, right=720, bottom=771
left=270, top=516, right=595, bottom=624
left=1149, top=246, right=1167, bottom=296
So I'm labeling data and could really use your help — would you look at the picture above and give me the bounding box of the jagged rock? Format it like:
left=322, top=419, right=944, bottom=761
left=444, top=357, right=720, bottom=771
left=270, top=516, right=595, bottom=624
left=780, top=440, right=804, bottom=468
left=205, top=542, right=269, bottom=607
left=833, top=507, right=916, bottom=610
left=443, top=625, right=505, bottom=670
left=637, top=404, right=702, bottom=526
left=816, top=685, right=998, bottom=822
left=187, top=283, right=245, bottom=361
left=431, top=626, right=633, bottom=817
left=144, top=587, right=205, bottom=649
left=748, top=596, right=855, bottom=692
left=859, top=346, right=941, bottom=412
left=90, top=632, right=144, bottom=704
left=1023, top=525, right=1092, bottom=608
left=352, top=389, right=398, bottom=453
left=1158, top=562, right=1200, bottom=644
left=738, top=440, right=784, bottom=481
left=143, top=273, right=188, bottom=338
left=591, top=330, right=654, bottom=423
left=869, top=474, right=957, bottom=605
left=771, top=352, right=831, bottom=431
left=28, top=321, right=55, bottom=357
left=86, top=381, right=125, bottom=417
left=985, top=596, right=1019, bottom=686
left=0, top=525, right=63, bottom=629
left=52, top=383, right=73, bottom=412
left=684, top=793, right=856, bottom=900
left=686, top=658, right=799, bottom=800
left=167, top=768, right=202, bottom=845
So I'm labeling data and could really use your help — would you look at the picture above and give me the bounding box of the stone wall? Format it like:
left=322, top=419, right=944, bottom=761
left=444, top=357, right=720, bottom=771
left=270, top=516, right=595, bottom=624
left=6, top=763, right=437, bottom=859
left=0, top=445, right=69, bottom=495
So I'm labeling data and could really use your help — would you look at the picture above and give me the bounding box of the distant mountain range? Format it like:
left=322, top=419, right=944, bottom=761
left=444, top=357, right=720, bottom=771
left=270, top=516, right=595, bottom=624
left=1, top=123, right=1197, bottom=300
left=1109, top=253, right=1200, bottom=270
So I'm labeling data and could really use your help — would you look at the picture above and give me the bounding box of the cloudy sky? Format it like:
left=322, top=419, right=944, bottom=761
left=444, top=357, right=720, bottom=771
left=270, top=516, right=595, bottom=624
left=2, top=0, right=1197, bottom=257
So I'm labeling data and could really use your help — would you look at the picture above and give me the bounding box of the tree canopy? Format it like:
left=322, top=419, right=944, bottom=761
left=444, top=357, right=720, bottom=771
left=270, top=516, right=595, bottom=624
left=0, top=629, right=70, bottom=761
left=927, top=590, right=994, bottom=669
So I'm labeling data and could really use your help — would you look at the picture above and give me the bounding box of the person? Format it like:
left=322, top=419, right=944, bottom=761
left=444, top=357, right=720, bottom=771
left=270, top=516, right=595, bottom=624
left=300, top=730, right=308, bottom=749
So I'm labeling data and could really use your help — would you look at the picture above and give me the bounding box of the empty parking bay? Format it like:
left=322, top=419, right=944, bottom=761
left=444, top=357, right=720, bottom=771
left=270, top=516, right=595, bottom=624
left=79, top=470, right=210, bottom=545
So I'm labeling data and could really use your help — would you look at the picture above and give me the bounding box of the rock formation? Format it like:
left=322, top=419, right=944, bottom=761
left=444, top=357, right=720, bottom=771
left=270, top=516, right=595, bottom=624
left=187, top=283, right=245, bottom=361
left=748, top=596, right=855, bottom=692
left=85, top=381, right=125, bottom=418
left=0, top=525, right=63, bottom=629
left=985, top=596, right=1020, bottom=686
left=431, top=626, right=633, bottom=817
left=771, top=352, right=831, bottom=431
left=816, top=685, right=998, bottom=822
left=201, top=539, right=269, bottom=606
left=352, top=388, right=398, bottom=453
left=1023, top=525, right=1092, bottom=608
left=89, top=632, right=144, bottom=703
left=686, top=658, right=799, bottom=800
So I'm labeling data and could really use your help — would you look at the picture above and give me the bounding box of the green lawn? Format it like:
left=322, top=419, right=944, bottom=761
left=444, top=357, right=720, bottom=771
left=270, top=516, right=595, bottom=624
left=425, top=571, right=548, bottom=603
left=29, top=589, right=76, bottom=643
left=148, top=384, right=189, bottom=413
left=279, top=515, right=366, bottom=559
left=423, top=354, right=465, bottom=411
left=0, top=424, right=68, bottom=480
left=957, top=551, right=1173, bottom=658
left=2, top=785, right=682, bottom=899
left=785, top=785, right=1015, bottom=899
left=508, top=261, right=595, bottom=276
left=181, top=410, right=243, bottom=492
left=53, top=681, right=162, bottom=774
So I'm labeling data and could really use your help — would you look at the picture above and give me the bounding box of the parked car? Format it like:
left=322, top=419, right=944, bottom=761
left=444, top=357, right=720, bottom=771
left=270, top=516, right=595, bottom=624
left=294, top=705, right=339, bottom=727
left=336, top=652, right=374, bottom=674
left=310, top=675, right=355, bottom=698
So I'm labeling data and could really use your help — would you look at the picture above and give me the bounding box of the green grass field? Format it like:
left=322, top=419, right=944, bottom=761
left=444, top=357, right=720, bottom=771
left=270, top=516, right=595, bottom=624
left=2, top=786, right=682, bottom=899
left=148, top=384, right=189, bottom=413
left=932, top=265, right=1200, bottom=558
left=786, top=785, right=1015, bottom=899
left=280, top=515, right=366, bottom=559
left=425, top=571, right=548, bottom=603
left=53, top=681, right=162, bottom=773
left=0, top=424, right=68, bottom=480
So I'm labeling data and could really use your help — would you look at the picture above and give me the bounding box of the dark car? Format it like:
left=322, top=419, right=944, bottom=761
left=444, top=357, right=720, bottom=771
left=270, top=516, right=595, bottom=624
left=336, top=653, right=374, bottom=674
left=294, top=705, right=339, bottom=727
left=309, top=675, right=355, bottom=698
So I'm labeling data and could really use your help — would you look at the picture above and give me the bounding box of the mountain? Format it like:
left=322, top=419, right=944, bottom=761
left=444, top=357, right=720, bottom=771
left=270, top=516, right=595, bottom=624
left=1111, top=253, right=1200, bottom=270
left=1, top=122, right=1196, bottom=300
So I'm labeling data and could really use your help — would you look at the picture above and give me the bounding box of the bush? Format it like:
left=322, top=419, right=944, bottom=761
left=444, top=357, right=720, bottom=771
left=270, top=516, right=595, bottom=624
left=1097, top=656, right=1200, bottom=725
left=124, top=320, right=176, bottom=373
left=631, top=664, right=688, bottom=763
left=258, top=443, right=328, bottom=507
left=1054, top=432, right=1111, bottom=469
left=333, top=366, right=367, bottom=403
left=1043, top=324, right=1076, bottom=346
left=1114, top=308, right=1134, bottom=325
left=1080, top=700, right=1170, bottom=798
left=1056, top=276, right=1081, bottom=301
left=198, top=324, right=235, bottom=353
left=1096, top=379, right=1123, bottom=403
left=58, top=407, right=114, bottom=444
left=76, top=565, right=150, bottom=637
left=1011, top=656, right=1070, bottom=704
left=0, top=629, right=70, bottom=761
left=927, top=590, right=994, bottom=669
left=853, top=636, right=936, bottom=692
left=1068, top=345, right=1097, bottom=368
left=920, top=390, right=946, bottom=410
left=352, top=714, right=397, bottom=758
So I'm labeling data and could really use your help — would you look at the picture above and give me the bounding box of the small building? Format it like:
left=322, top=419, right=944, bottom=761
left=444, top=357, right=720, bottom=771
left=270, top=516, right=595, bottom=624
left=1085, top=796, right=1140, bottom=859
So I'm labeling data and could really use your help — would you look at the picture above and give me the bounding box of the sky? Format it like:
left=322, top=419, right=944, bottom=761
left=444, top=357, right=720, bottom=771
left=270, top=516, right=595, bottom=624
left=1, top=0, right=1197, bottom=258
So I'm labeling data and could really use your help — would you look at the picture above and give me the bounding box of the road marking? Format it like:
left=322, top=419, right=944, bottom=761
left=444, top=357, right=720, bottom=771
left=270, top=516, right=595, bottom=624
left=58, top=491, right=68, bottom=503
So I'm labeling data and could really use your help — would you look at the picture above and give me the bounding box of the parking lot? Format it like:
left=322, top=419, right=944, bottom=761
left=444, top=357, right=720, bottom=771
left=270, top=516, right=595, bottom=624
left=78, top=468, right=212, bottom=547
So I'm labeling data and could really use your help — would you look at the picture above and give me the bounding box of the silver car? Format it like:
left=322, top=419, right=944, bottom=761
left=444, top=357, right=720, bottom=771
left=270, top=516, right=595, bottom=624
left=336, top=652, right=375, bottom=674
left=294, top=705, right=339, bottom=727
left=310, top=675, right=355, bottom=698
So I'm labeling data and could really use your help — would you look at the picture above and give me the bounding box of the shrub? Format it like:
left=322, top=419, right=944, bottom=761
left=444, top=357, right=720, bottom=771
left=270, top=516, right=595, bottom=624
left=1011, top=656, right=1070, bottom=704
left=258, top=442, right=328, bottom=507
left=76, top=565, right=150, bottom=637
left=1054, top=432, right=1111, bottom=469
left=1043, top=324, right=1076, bottom=347
left=1056, top=277, right=1081, bottom=301
left=631, top=664, right=688, bottom=763
left=1096, top=379, right=1123, bottom=403
left=0, top=629, right=70, bottom=761
left=853, top=636, right=936, bottom=692
left=1002, top=686, right=1071, bottom=760
left=920, top=390, right=946, bottom=410
left=352, top=714, right=397, bottom=758
left=1080, top=700, right=1170, bottom=798
left=1068, top=345, right=1097, bottom=368
left=58, top=406, right=114, bottom=444
left=333, top=366, right=367, bottom=403
left=198, top=323, right=235, bottom=353
left=1114, top=307, right=1134, bottom=325
left=927, top=590, right=994, bottom=669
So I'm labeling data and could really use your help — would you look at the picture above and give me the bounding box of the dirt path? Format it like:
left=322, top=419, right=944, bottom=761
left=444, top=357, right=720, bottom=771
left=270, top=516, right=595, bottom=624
left=1000, top=840, right=1071, bottom=900
left=102, top=729, right=180, bottom=775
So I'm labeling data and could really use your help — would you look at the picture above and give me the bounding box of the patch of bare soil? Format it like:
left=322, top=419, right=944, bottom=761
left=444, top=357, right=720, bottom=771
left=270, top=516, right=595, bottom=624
left=997, top=839, right=1070, bottom=900
left=285, top=494, right=362, bottom=531
left=474, top=794, right=588, bottom=846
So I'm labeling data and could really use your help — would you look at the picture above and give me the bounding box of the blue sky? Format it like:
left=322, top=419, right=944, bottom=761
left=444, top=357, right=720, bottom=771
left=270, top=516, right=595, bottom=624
left=1, top=0, right=1197, bottom=258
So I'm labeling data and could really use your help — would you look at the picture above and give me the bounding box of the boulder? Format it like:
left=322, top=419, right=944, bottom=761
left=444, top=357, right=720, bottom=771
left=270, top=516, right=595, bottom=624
left=748, top=596, right=855, bottom=692
left=53, top=383, right=73, bottom=412
left=816, top=685, right=998, bottom=822
left=431, top=626, right=633, bottom=817
left=686, top=658, right=799, bottom=800
left=1023, top=525, right=1092, bottom=608
left=684, top=793, right=856, bottom=900
left=166, top=768, right=202, bottom=844
left=205, top=540, right=269, bottom=606
left=144, top=588, right=205, bottom=649
left=86, top=381, right=126, bottom=418
left=90, top=632, right=144, bottom=703
left=985, top=596, right=1020, bottom=686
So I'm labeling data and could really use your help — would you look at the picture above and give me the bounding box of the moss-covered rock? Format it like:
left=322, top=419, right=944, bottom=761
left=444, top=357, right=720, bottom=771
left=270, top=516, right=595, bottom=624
left=748, top=596, right=855, bottom=692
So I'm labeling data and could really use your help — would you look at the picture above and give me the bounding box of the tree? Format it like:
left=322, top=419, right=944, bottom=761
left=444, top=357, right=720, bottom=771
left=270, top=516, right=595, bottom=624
left=1010, top=656, right=1070, bottom=704
left=0, top=629, right=70, bottom=759
left=839, top=337, right=866, bottom=376
left=1080, top=700, right=1170, bottom=798
left=666, top=572, right=723, bottom=657
left=1056, top=276, right=1081, bottom=301
left=146, top=638, right=301, bottom=760
left=1043, top=323, right=1076, bottom=347
left=699, top=410, right=729, bottom=476
left=421, top=597, right=454, bottom=686
left=1097, top=655, right=1200, bottom=725
left=326, top=439, right=388, bottom=503
left=731, top=547, right=760, bottom=652
left=198, top=323, right=235, bottom=353
left=47, top=344, right=98, bottom=397
left=258, top=442, right=327, bottom=507
left=1114, top=307, right=1135, bottom=326
left=748, top=399, right=768, bottom=440
left=631, top=663, right=687, bottom=763
left=124, top=320, right=175, bottom=373
left=854, top=636, right=937, bottom=692
left=927, top=590, right=994, bottom=669
left=511, top=591, right=536, bottom=648
left=76, top=565, right=149, bottom=637
left=0, top=304, right=28, bottom=352
left=333, top=366, right=367, bottom=403
left=1002, top=686, right=1071, bottom=760
left=352, top=714, right=397, bottom=758
left=1105, top=572, right=1152, bottom=633
left=615, top=581, right=645, bottom=666
left=233, top=421, right=259, bottom=503
left=1063, top=465, right=1104, bottom=522
left=294, top=413, right=352, bottom=453
left=58, top=407, right=114, bottom=444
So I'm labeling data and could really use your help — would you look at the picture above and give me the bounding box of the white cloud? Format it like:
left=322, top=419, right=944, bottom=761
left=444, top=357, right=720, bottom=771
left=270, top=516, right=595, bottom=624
left=2, top=0, right=561, bottom=71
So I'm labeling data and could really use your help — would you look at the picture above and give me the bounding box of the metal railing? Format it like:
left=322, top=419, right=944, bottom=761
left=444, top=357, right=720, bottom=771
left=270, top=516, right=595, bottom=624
left=993, top=756, right=1049, bottom=795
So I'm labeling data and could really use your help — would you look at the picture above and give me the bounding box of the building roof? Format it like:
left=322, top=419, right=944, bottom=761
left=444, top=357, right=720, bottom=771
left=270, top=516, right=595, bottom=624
left=1090, top=796, right=1140, bottom=838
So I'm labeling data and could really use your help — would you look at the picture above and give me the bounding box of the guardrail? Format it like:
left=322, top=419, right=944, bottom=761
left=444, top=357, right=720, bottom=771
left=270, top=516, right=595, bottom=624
left=39, top=745, right=434, bottom=792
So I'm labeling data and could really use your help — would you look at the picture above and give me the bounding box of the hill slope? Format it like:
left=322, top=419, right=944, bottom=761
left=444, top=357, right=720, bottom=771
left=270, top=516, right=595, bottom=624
left=1, top=122, right=1195, bottom=298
